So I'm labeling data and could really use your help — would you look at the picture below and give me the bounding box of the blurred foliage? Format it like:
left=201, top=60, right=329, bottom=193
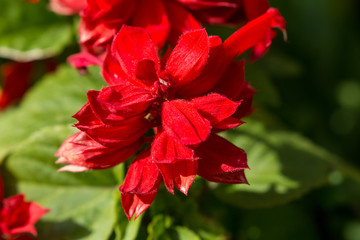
left=0, top=0, right=360, bottom=239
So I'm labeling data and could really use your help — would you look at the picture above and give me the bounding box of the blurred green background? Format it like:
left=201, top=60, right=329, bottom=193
left=227, top=0, right=360, bottom=239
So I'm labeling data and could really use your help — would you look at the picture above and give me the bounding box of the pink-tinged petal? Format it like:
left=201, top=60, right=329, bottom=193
left=132, top=0, right=170, bottom=49
left=119, top=150, right=162, bottom=220
left=102, top=47, right=131, bottom=86
left=164, top=1, right=202, bottom=45
left=73, top=102, right=149, bottom=147
left=67, top=52, right=102, bottom=70
left=175, top=36, right=226, bottom=98
left=57, top=165, right=90, bottom=172
left=162, top=100, right=211, bottom=145
left=87, top=85, right=156, bottom=124
left=50, top=0, right=87, bottom=15
left=243, top=0, right=269, bottom=20
left=196, top=134, right=249, bottom=184
left=1, top=194, right=49, bottom=236
left=0, top=62, right=33, bottom=110
left=111, top=26, right=160, bottom=86
left=151, top=132, right=196, bottom=194
left=55, top=132, right=141, bottom=170
left=223, top=8, right=286, bottom=60
left=165, top=29, right=209, bottom=88
left=191, top=93, right=240, bottom=125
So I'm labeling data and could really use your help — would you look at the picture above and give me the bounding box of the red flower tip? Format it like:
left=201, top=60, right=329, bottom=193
left=0, top=194, right=49, bottom=237
left=151, top=132, right=197, bottom=195
left=119, top=150, right=161, bottom=221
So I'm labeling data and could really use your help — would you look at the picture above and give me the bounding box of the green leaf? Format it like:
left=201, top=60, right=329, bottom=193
left=174, top=226, right=201, bottom=240
left=0, top=0, right=73, bottom=61
left=0, top=65, right=105, bottom=160
left=147, top=215, right=173, bottom=240
left=214, top=121, right=360, bottom=208
left=4, top=125, right=119, bottom=240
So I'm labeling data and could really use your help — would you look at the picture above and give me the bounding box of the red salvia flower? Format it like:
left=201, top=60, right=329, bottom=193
left=57, top=9, right=284, bottom=220
left=70, top=0, right=284, bottom=68
left=0, top=176, right=48, bottom=240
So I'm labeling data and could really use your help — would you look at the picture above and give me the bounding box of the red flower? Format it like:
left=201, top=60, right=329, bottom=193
left=0, top=62, right=33, bottom=110
left=57, top=9, right=283, bottom=220
left=0, top=177, right=49, bottom=239
left=73, top=0, right=284, bottom=64
left=49, top=0, right=87, bottom=15
left=0, top=60, right=57, bottom=110
left=0, top=195, right=48, bottom=239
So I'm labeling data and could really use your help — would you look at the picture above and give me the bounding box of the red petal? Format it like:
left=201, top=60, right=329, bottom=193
left=55, top=132, right=141, bottom=170
left=211, top=61, right=246, bottom=100
left=111, top=25, right=159, bottom=86
left=210, top=61, right=255, bottom=118
left=132, top=0, right=170, bottom=49
left=164, top=2, right=202, bottom=45
left=178, top=0, right=238, bottom=24
left=165, top=29, right=209, bottom=88
left=151, top=132, right=196, bottom=194
left=74, top=103, right=149, bottom=147
left=175, top=36, right=226, bottom=98
left=1, top=194, right=48, bottom=236
left=87, top=85, right=156, bottom=124
left=191, top=93, right=240, bottom=125
left=135, top=60, right=160, bottom=87
left=197, top=134, right=249, bottom=184
left=223, top=8, right=286, bottom=60
left=79, top=0, right=135, bottom=56
left=102, top=47, right=131, bottom=86
left=67, top=52, right=102, bottom=69
left=213, top=117, right=245, bottom=131
left=119, top=150, right=162, bottom=220
left=162, top=100, right=210, bottom=145
left=243, top=0, right=269, bottom=20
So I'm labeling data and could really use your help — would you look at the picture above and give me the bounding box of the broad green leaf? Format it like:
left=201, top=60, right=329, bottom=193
left=0, top=0, right=73, bottom=61
left=147, top=215, right=173, bottom=240
left=4, top=125, right=119, bottom=240
left=150, top=189, right=228, bottom=240
left=214, top=121, right=360, bottom=208
left=0, top=65, right=105, bottom=160
left=175, top=226, right=201, bottom=240
left=122, top=214, right=144, bottom=240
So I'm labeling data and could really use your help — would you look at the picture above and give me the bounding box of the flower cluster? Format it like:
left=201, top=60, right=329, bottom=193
left=0, top=176, right=48, bottom=240
left=64, top=0, right=283, bottom=69
left=56, top=6, right=286, bottom=220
